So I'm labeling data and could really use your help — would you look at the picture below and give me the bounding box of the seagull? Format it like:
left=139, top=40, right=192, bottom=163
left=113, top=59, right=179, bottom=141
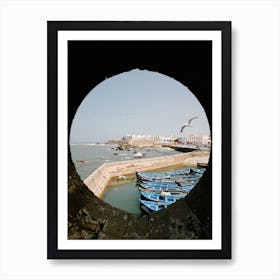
left=180, top=117, right=198, bottom=133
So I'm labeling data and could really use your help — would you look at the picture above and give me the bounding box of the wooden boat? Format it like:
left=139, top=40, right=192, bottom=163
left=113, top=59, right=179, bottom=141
left=139, top=199, right=174, bottom=213
left=139, top=184, right=195, bottom=193
left=136, top=167, right=205, bottom=180
left=138, top=185, right=181, bottom=193
left=136, top=173, right=202, bottom=183
left=140, top=190, right=186, bottom=202
left=136, top=167, right=191, bottom=181
left=148, top=167, right=191, bottom=176
left=138, top=180, right=194, bottom=188
left=136, top=171, right=203, bottom=183
left=139, top=180, right=182, bottom=188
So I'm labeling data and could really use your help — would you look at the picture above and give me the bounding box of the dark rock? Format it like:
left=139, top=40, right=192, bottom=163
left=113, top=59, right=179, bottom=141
left=102, top=209, right=129, bottom=238
left=149, top=210, right=172, bottom=239
left=80, top=230, right=94, bottom=239
left=78, top=220, right=100, bottom=233
left=97, top=231, right=120, bottom=240
left=126, top=215, right=149, bottom=239
left=68, top=226, right=81, bottom=239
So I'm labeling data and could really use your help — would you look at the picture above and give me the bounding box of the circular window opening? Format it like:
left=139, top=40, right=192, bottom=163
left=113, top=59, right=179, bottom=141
left=70, top=69, right=211, bottom=215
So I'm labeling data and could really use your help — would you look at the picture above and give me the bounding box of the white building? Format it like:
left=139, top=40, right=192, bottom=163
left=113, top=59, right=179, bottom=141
left=154, top=135, right=177, bottom=144
left=179, top=134, right=211, bottom=146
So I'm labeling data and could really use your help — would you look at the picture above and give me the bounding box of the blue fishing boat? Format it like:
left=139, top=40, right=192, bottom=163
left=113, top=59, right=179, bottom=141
left=139, top=180, right=182, bottom=188
left=139, top=180, right=195, bottom=188
left=136, top=167, right=206, bottom=213
left=138, top=181, right=189, bottom=192
left=136, top=168, right=204, bottom=182
left=136, top=167, right=191, bottom=181
left=138, top=167, right=191, bottom=177
left=139, top=184, right=195, bottom=193
left=138, top=184, right=181, bottom=193
left=138, top=175, right=200, bottom=186
left=140, top=190, right=186, bottom=202
left=139, top=199, right=174, bottom=213
left=175, top=176, right=201, bottom=186
left=136, top=173, right=201, bottom=183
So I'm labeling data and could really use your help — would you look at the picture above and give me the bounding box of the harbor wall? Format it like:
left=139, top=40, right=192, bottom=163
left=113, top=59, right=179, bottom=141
left=84, top=151, right=209, bottom=198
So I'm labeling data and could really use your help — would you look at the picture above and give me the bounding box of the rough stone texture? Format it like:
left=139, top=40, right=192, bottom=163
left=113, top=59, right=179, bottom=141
left=125, top=215, right=150, bottom=239
left=68, top=152, right=212, bottom=240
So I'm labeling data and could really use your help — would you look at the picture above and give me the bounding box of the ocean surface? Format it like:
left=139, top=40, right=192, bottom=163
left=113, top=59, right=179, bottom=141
left=102, top=181, right=142, bottom=215
left=70, top=144, right=182, bottom=215
left=70, top=144, right=181, bottom=180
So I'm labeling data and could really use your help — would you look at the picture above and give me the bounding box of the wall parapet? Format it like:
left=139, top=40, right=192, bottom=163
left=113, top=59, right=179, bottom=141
left=84, top=151, right=209, bottom=197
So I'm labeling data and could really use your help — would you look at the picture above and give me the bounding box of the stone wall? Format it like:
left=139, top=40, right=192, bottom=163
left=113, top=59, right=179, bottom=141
left=84, top=151, right=210, bottom=197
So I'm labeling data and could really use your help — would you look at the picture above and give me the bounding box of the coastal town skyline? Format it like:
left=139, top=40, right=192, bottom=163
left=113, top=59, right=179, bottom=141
left=70, top=133, right=211, bottom=146
left=70, top=69, right=210, bottom=143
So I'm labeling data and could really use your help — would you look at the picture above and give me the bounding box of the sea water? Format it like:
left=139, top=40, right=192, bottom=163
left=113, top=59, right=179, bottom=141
left=102, top=181, right=142, bottom=215
left=70, top=144, right=181, bottom=180
left=70, top=144, right=182, bottom=214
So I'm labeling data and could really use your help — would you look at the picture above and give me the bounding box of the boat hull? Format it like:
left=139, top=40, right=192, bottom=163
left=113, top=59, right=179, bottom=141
left=136, top=167, right=206, bottom=213
left=136, top=169, right=204, bottom=183
left=140, top=191, right=186, bottom=202
left=139, top=199, right=173, bottom=213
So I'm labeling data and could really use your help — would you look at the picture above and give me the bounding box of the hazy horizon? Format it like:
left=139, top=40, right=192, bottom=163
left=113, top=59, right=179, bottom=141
left=70, top=69, right=210, bottom=144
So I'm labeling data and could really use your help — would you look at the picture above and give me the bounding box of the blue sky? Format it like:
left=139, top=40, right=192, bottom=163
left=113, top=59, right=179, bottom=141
left=70, top=69, right=210, bottom=143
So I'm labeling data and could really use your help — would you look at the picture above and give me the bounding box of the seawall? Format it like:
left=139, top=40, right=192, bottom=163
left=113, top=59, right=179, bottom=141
left=84, top=151, right=209, bottom=198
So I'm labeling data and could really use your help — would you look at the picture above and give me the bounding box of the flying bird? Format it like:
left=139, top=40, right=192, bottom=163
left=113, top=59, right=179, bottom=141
left=180, top=117, right=198, bottom=133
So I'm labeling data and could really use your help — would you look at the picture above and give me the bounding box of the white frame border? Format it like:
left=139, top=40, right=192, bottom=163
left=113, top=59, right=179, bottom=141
left=58, top=30, right=222, bottom=250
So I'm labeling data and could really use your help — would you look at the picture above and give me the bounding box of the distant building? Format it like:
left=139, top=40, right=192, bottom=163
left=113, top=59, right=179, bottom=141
left=179, top=134, right=211, bottom=146
left=122, top=134, right=155, bottom=146
left=154, top=135, right=177, bottom=144
left=119, top=134, right=179, bottom=146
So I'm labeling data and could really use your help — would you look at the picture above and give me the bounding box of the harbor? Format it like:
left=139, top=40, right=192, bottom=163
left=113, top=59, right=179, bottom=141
left=84, top=150, right=209, bottom=198
left=70, top=142, right=210, bottom=214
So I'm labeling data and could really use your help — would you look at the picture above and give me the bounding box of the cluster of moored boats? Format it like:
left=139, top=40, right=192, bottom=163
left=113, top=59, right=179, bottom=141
left=136, top=167, right=205, bottom=213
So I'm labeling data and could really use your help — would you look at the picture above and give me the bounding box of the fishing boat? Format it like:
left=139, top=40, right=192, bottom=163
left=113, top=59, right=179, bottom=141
left=136, top=167, right=206, bottom=213
left=139, top=180, right=182, bottom=188
left=140, top=190, right=186, bottom=202
left=138, top=184, right=195, bottom=193
left=136, top=168, right=204, bottom=182
left=141, top=167, right=191, bottom=176
left=138, top=180, right=195, bottom=189
left=136, top=167, right=191, bottom=181
left=138, top=184, right=181, bottom=193
left=136, top=172, right=203, bottom=185
left=139, top=199, right=174, bottom=213
left=136, top=172, right=170, bottom=181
